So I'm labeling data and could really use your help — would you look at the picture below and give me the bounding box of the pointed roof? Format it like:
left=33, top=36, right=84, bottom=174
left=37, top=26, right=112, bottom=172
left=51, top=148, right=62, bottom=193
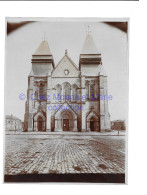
left=34, top=40, right=51, bottom=55
left=6, top=115, right=21, bottom=121
left=52, top=50, right=79, bottom=76
left=81, top=34, right=99, bottom=54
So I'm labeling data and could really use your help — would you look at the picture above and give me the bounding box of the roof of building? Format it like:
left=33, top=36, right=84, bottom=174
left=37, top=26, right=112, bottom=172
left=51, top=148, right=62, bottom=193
left=81, top=34, right=99, bottom=54
left=34, top=40, right=52, bottom=55
left=52, top=50, right=79, bottom=75
left=6, top=115, right=21, bottom=121
left=111, top=120, right=125, bottom=122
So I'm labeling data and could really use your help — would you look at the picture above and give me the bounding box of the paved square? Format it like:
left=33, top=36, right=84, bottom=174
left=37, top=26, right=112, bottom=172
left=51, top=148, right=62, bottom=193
left=5, top=133, right=125, bottom=175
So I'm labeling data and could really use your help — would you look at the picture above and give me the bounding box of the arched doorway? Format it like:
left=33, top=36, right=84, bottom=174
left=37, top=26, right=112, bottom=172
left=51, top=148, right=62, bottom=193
left=86, top=112, right=100, bottom=132
left=54, top=103, right=78, bottom=132
left=90, top=117, right=95, bottom=131
left=63, top=119, right=69, bottom=131
left=33, top=110, right=46, bottom=131
left=62, top=82, right=71, bottom=100
left=61, top=111, right=73, bottom=131
left=37, top=116, right=43, bottom=131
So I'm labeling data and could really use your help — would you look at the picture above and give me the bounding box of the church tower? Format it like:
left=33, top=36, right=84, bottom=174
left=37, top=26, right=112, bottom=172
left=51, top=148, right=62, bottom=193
left=24, top=40, right=54, bottom=131
left=79, top=33, right=110, bottom=132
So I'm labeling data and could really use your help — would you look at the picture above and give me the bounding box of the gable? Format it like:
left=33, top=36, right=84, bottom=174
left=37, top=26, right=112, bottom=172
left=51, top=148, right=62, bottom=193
left=34, top=111, right=46, bottom=121
left=86, top=111, right=99, bottom=121
left=54, top=101, right=77, bottom=119
left=52, top=55, right=79, bottom=77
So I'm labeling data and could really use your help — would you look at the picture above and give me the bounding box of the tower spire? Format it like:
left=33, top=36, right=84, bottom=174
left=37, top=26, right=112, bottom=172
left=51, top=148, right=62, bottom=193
left=79, top=28, right=101, bottom=69
left=81, top=31, right=98, bottom=54
left=34, top=39, right=51, bottom=55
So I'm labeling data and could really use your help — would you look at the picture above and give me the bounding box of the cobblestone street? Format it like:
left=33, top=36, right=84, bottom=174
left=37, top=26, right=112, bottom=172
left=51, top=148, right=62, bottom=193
left=5, top=133, right=125, bottom=175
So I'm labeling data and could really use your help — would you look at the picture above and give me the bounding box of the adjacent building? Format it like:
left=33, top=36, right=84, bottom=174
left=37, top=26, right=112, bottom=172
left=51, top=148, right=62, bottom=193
left=24, top=33, right=111, bottom=132
left=111, top=120, right=126, bottom=130
left=5, top=114, right=22, bottom=131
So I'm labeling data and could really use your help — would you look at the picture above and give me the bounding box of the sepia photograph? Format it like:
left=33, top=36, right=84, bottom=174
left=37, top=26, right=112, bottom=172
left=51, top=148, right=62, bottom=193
left=4, top=18, right=128, bottom=183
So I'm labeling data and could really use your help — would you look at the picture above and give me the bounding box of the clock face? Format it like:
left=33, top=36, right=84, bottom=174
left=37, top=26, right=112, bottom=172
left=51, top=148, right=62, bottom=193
left=64, top=69, right=69, bottom=75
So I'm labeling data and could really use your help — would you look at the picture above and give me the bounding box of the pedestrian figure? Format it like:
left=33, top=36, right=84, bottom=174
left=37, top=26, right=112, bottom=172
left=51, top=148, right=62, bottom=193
left=118, top=130, right=119, bottom=135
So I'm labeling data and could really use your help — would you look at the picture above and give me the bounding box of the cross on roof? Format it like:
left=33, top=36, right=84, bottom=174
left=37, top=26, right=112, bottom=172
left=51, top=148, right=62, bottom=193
left=65, top=49, right=68, bottom=55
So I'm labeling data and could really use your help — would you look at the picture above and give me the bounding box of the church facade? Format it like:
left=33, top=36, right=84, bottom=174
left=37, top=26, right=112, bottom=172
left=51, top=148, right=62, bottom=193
left=24, top=34, right=111, bottom=132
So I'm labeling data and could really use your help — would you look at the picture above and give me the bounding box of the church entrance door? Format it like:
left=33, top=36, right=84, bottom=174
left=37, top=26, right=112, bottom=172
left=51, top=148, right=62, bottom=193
left=90, top=121, right=94, bottom=131
left=63, top=119, right=69, bottom=131
left=38, top=116, right=43, bottom=131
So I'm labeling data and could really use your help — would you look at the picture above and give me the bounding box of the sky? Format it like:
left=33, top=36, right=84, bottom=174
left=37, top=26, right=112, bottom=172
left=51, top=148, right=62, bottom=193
left=5, top=18, right=128, bottom=121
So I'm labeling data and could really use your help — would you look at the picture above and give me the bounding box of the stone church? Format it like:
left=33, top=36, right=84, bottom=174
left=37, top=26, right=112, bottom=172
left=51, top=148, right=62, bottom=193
left=24, top=33, right=110, bottom=132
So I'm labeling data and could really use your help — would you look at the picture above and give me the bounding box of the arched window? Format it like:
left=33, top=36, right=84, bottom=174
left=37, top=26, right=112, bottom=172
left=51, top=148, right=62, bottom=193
left=39, top=84, right=44, bottom=96
left=72, top=84, right=78, bottom=101
left=39, top=84, right=43, bottom=96
left=85, top=84, right=89, bottom=99
left=56, top=84, right=62, bottom=99
left=63, top=82, right=71, bottom=100
left=35, top=90, right=38, bottom=96
left=90, top=85, right=94, bottom=100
